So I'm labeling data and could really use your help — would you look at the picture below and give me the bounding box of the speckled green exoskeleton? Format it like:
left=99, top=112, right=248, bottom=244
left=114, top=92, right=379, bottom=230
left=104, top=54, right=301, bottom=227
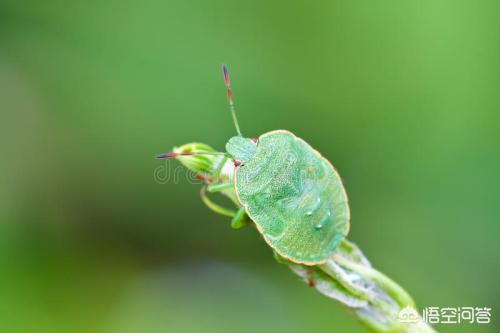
left=157, top=65, right=349, bottom=265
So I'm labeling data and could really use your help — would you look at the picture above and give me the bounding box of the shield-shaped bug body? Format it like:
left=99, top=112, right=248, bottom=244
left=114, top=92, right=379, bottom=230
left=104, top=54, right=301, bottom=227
left=157, top=65, right=350, bottom=265
left=228, top=130, right=349, bottom=265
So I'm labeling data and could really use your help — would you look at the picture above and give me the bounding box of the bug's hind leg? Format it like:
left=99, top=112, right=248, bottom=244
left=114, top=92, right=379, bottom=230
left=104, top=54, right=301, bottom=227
left=230, top=207, right=250, bottom=229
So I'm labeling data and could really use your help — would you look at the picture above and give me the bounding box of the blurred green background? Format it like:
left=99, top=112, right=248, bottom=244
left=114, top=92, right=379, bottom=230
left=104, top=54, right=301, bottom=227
left=1, top=1, right=499, bottom=332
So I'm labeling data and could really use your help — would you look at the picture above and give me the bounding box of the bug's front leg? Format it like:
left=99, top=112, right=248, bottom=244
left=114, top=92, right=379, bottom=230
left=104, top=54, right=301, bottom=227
left=207, top=182, right=234, bottom=193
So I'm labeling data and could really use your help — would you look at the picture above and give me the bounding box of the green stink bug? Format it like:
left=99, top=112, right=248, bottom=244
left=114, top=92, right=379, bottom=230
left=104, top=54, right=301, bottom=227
left=157, top=65, right=350, bottom=265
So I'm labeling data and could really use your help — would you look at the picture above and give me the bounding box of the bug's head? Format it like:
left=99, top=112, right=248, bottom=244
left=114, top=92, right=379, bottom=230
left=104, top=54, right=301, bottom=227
left=226, top=136, right=257, bottom=165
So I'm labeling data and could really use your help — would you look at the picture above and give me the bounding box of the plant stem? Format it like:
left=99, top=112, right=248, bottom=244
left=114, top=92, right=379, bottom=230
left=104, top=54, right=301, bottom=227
left=332, top=254, right=415, bottom=308
left=287, top=240, right=437, bottom=333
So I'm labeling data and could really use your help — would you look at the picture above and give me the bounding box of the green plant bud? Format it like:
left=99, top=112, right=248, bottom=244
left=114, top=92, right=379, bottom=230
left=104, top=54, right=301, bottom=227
left=171, top=143, right=220, bottom=176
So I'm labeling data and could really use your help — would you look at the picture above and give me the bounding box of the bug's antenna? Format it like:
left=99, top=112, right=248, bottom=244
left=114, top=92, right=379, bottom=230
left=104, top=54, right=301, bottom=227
left=222, top=64, right=242, bottom=136
left=155, top=152, right=226, bottom=159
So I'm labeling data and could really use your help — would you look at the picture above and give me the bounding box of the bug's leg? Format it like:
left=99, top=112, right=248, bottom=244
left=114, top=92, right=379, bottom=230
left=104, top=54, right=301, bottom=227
left=209, top=156, right=237, bottom=191
left=200, top=186, right=237, bottom=218
left=211, top=155, right=228, bottom=183
left=207, top=182, right=234, bottom=193
left=230, top=207, right=250, bottom=229
left=207, top=155, right=237, bottom=194
left=200, top=187, right=250, bottom=229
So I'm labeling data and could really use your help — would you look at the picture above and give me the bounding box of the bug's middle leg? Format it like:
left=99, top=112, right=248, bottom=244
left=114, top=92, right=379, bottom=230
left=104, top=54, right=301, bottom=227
left=200, top=187, right=250, bottom=229
left=200, top=186, right=237, bottom=217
